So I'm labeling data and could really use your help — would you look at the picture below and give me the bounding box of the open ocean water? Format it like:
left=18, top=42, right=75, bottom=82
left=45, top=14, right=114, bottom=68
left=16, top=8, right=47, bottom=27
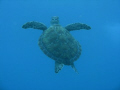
left=0, top=0, right=120, bottom=90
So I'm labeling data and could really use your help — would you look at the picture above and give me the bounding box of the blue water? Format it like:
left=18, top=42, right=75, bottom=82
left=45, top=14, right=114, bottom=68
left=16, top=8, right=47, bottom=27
left=0, top=0, right=120, bottom=90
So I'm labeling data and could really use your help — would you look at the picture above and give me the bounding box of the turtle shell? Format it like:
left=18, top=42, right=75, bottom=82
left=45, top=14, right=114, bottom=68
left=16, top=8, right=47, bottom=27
left=38, top=24, right=82, bottom=65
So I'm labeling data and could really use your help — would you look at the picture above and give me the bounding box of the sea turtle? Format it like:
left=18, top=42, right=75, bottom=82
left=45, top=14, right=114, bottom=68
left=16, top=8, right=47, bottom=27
left=22, top=16, right=91, bottom=73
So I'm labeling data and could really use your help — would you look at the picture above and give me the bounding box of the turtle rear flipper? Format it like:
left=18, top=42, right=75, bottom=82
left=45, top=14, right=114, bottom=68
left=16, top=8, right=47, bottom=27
left=71, top=63, right=79, bottom=74
left=55, top=61, right=64, bottom=73
left=22, top=21, right=47, bottom=30
left=65, top=23, right=91, bottom=31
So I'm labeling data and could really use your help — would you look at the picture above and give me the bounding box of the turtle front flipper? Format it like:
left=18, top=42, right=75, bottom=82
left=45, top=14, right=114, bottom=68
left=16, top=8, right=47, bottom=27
left=55, top=61, right=64, bottom=73
left=65, top=23, right=91, bottom=31
left=71, top=63, right=79, bottom=74
left=22, top=21, right=47, bottom=30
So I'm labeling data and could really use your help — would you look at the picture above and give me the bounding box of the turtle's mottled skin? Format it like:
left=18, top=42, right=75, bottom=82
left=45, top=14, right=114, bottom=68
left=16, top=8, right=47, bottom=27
left=22, top=16, right=91, bottom=73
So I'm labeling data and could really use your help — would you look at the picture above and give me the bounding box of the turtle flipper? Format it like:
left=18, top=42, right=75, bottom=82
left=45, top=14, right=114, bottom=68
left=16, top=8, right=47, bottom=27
left=22, top=21, right=47, bottom=30
left=55, top=61, right=64, bottom=73
left=65, top=23, right=91, bottom=31
left=71, top=63, right=79, bottom=74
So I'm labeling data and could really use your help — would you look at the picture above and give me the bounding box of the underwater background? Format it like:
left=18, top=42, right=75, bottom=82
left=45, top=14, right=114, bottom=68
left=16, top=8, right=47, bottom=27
left=0, top=0, right=120, bottom=90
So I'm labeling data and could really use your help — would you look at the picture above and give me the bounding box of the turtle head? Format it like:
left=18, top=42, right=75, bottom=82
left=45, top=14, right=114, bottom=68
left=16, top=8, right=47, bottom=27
left=50, top=16, right=59, bottom=25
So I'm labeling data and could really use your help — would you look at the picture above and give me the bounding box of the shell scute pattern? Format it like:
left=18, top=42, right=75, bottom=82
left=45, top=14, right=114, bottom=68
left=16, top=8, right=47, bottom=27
left=39, top=25, right=81, bottom=65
